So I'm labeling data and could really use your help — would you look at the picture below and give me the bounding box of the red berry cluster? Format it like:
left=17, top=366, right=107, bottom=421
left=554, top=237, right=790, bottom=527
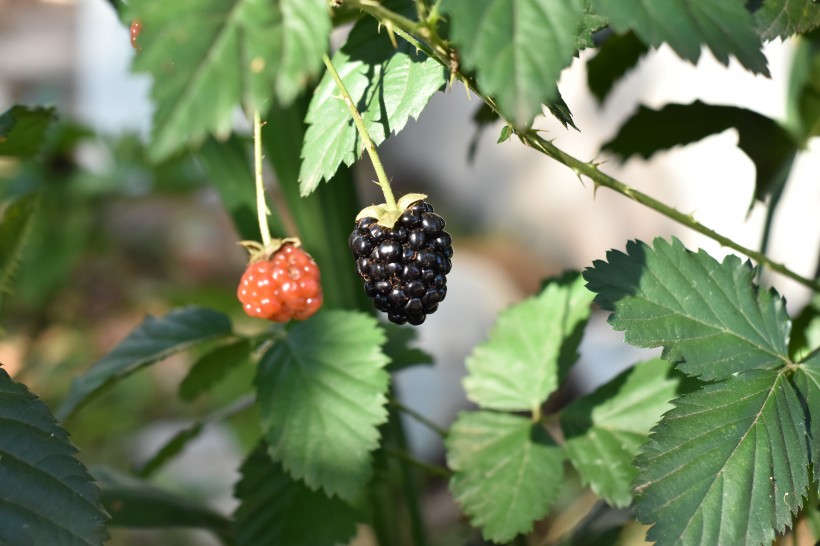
left=237, top=244, right=322, bottom=322
left=130, top=19, right=142, bottom=50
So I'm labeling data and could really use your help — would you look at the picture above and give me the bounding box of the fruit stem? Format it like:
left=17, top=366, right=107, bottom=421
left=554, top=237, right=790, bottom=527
left=253, top=110, right=272, bottom=248
left=321, top=53, right=397, bottom=212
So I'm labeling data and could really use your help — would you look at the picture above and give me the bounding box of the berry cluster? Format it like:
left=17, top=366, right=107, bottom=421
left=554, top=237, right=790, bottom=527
left=350, top=201, right=452, bottom=325
left=237, top=244, right=323, bottom=322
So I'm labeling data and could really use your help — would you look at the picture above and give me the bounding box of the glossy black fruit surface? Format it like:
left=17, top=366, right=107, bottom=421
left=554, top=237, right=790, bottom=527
left=350, top=201, right=452, bottom=325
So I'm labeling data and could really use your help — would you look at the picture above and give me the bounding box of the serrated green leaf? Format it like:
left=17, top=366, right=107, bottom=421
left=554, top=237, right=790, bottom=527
left=178, top=339, right=251, bottom=402
left=583, top=238, right=791, bottom=381
left=95, top=466, right=230, bottom=539
left=383, top=323, right=433, bottom=372
left=256, top=310, right=390, bottom=501
left=561, top=358, right=682, bottom=507
left=754, top=0, right=820, bottom=41
left=446, top=411, right=564, bottom=543
left=298, top=16, right=446, bottom=195
left=441, top=0, right=585, bottom=127
left=576, top=2, right=609, bottom=50
left=130, top=0, right=330, bottom=161
left=602, top=101, right=798, bottom=208
left=793, top=352, right=820, bottom=475
left=0, top=105, right=57, bottom=158
left=591, top=0, right=769, bottom=76
left=634, top=370, right=809, bottom=546
left=464, top=272, right=593, bottom=412
left=57, top=306, right=233, bottom=420
left=233, top=443, right=360, bottom=546
left=0, top=367, right=109, bottom=546
left=587, top=32, right=650, bottom=104
left=0, top=193, right=39, bottom=321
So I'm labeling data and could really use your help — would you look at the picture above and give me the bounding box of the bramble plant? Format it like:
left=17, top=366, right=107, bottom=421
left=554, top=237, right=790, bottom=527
left=1, top=1, right=819, bottom=545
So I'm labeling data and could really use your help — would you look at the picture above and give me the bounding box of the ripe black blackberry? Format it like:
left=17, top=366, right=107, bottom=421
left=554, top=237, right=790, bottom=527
left=350, top=199, right=452, bottom=325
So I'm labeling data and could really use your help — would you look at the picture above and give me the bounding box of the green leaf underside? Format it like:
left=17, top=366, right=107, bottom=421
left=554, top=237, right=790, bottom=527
left=0, top=193, right=40, bottom=318
left=95, top=467, right=229, bottom=537
left=792, top=353, right=820, bottom=476
left=754, top=0, right=820, bottom=41
left=57, top=307, right=233, bottom=420
left=441, top=0, right=585, bottom=127
left=602, top=101, right=798, bottom=206
left=583, top=238, right=790, bottom=381
left=130, top=0, right=330, bottom=161
left=255, top=310, right=389, bottom=501
left=0, top=105, right=57, bottom=158
left=634, top=370, right=809, bottom=546
left=587, top=32, right=650, bottom=104
left=178, top=339, right=251, bottom=402
left=0, top=368, right=108, bottom=546
left=298, top=16, right=446, bottom=195
left=446, top=411, right=564, bottom=543
left=561, top=358, right=681, bottom=507
left=233, top=444, right=359, bottom=546
left=465, top=272, right=593, bottom=412
left=591, top=0, right=769, bottom=76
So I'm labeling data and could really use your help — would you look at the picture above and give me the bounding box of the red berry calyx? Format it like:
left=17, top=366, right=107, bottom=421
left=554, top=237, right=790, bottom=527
left=237, top=238, right=323, bottom=322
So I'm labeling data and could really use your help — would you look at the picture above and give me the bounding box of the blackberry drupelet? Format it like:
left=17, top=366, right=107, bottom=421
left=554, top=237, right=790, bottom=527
left=350, top=200, right=453, bottom=325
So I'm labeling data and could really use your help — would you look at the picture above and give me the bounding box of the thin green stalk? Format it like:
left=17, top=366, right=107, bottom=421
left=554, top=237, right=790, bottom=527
left=349, top=2, right=820, bottom=293
left=252, top=110, right=272, bottom=247
left=321, top=53, right=397, bottom=211
left=383, top=446, right=451, bottom=479
left=389, top=398, right=448, bottom=438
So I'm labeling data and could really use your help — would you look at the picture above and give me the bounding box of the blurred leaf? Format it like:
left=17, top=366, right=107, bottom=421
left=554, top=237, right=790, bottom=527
left=446, top=411, right=564, bottom=543
left=179, top=339, right=252, bottom=402
left=299, top=16, right=446, bottom=195
left=95, top=466, right=230, bottom=540
left=440, top=0, right=585, bottom=127
left=383, top=323, right=433, bottom=372
left=0, top=367, right=109, bottom=546
left=587, top=31, right=649, bottom=104
left=785, top=31, right=820, bottom=143
left=464, top=272, right=593, bottom=412
left=129, top=0, right=330, bottom=161
left=634, top=370, right=809, bottom=546
left=0, top=105, right=57, bottom=159
left=790, top=294, right=820, bottom=360
left=584, top=238, right=791, bottom=381
left=561, top=358, right=681, bottom=507
left=256, top=310, right=389, bottom=501
left=602, top=100, right=798, bottom=208
left=753, top=0, right=820, bottom=41
left=0, top=192, right=39, bottom=320
left=233, top=443, right=360, bottom=546
left=57, top=306, right=234, bottom=420
left=591, top=0, right=769, bottom=75
left=792, top=352, right=820, bottom=475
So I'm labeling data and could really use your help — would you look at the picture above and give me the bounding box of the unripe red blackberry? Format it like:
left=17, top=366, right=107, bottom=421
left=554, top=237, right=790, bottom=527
left=350, top=197, right=452, bottom=325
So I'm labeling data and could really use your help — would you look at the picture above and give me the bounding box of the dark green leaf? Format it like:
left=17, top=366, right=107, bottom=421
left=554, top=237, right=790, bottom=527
left=57, top=307, right=233, bottom=420
left=790, top=294, right=820, bottom=360
left=95, top=467, right=230, bottom=540
left=634, top=370, right=809, bottom=546
left=464, top=272, right=593, bottom=412
left=179, top=339, right=251, bottom=402
left=0, top=367, right=109, bottom=546
left=561, top=358, right=681, bottom=507
left=753, top=0, right=820, bottom=41
left=441, top=0, right=585, bottom=127
left=0, top=105, right=57, bottom=158
left=383, top=323, right=433, bottom=372
left=793, top=352, right=820, bottom=476
left=256, top=310, right=389, bottom=501
left=584, top=238, right=791, bottom=381
left=446, top=411, right=564, bottom=543
left=785, top=31, right=820, bottom=144
left=544, top=91, right=578, bottom=130
left=602, top=101, right=798, bottom=207
left=591, top=0, right=769, bottom=75
left=0, top=192, right=39, bottom=320
left=587, top=32, right=650, bottom=104
left=233, top=443, right=360, bottom=546
left=298, top=16, right=446, bottom=195
left=129, top=0, right=330, bottom=161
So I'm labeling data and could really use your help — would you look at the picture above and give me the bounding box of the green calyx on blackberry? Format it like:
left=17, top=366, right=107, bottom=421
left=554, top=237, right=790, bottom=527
left=350, top=193, right=452, bottom=326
